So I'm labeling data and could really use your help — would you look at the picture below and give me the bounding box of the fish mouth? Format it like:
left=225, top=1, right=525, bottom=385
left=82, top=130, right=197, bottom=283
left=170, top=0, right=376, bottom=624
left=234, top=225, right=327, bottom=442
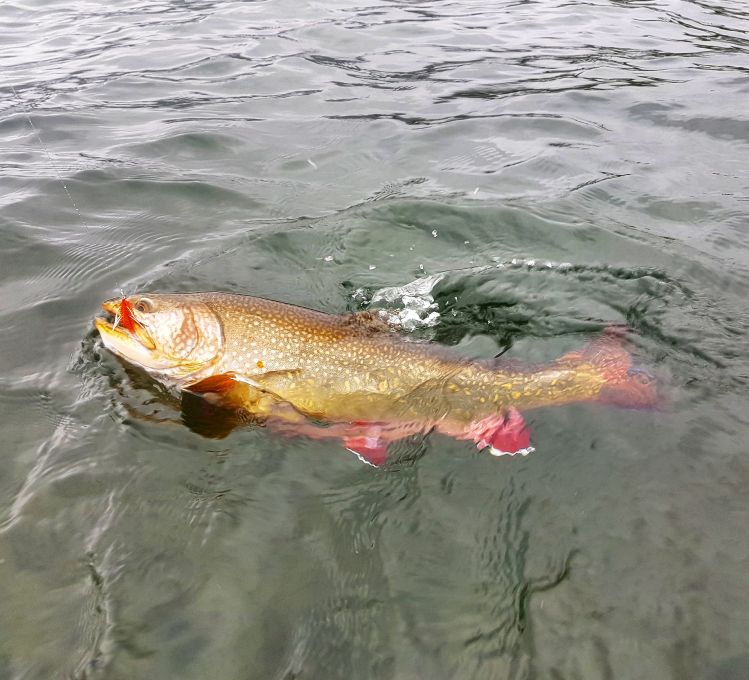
left=95, top=299, right=156, bottom=351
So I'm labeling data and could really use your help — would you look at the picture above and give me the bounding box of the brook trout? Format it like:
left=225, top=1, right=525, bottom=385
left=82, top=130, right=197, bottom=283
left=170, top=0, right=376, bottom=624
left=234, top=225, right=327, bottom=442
left=95, top=292, right=657, bottom=465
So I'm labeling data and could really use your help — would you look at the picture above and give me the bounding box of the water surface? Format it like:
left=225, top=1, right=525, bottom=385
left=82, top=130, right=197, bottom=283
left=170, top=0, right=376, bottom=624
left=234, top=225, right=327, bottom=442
left=1, top=0, right=748, bottom=678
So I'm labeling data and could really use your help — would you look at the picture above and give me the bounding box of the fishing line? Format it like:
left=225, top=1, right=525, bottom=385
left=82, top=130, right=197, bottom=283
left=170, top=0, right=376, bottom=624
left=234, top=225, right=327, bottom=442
left=11, top=84, right=129, bottom=298
left=10, top=83, right=87, bottom=226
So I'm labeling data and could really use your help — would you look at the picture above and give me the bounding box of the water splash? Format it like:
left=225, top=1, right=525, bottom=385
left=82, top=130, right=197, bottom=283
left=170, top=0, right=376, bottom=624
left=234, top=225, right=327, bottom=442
left=353, top=274, right=444, bottom=331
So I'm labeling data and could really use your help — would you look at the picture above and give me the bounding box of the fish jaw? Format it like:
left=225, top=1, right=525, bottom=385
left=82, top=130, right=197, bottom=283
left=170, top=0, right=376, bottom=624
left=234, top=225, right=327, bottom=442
left=95, top=315, right=163, bottom=368
left=101, top=299, right=119, bottom=317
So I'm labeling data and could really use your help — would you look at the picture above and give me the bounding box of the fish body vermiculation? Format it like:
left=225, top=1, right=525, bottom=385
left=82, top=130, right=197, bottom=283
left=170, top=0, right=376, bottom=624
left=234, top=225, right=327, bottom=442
left=95, top=292, right=657, bottom=465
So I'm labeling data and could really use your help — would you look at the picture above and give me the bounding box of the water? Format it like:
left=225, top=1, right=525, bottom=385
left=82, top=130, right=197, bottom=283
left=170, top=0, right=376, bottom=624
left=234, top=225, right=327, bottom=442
left=1, top=0, right=748, bottom=677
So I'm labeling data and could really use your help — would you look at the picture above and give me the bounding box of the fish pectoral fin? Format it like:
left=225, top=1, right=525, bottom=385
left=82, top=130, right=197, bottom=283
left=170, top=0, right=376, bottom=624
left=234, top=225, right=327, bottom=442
left=185, top=372, right=278, bottom=413
left=186, top=372, right=245, bottom=395
left=445, top=408, right=534, bottom=457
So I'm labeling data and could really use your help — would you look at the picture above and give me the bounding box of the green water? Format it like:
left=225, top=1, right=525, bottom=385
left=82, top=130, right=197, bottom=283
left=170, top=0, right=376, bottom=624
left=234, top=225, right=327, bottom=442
left=1, top=1, right=749, bottom=678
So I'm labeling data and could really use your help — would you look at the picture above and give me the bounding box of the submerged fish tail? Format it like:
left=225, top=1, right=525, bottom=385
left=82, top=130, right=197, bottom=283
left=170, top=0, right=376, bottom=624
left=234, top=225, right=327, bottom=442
left=452, top=329, right=659, bottom=413
left=556, top=328, right=659, bottom=410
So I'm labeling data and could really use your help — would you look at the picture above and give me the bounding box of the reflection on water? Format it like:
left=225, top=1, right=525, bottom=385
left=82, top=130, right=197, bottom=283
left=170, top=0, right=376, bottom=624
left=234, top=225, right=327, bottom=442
left=1, top=0, right=748, bottom=677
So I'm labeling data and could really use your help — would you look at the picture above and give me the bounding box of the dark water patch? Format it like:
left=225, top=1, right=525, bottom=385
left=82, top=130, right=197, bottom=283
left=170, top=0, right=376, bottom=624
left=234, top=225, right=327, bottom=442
left=629, top=101, right=749, bottom=143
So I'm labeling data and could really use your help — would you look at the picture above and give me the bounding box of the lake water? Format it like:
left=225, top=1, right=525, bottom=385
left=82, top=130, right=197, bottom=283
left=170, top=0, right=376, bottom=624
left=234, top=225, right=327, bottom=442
left=1, top=0, right=748, bottom=678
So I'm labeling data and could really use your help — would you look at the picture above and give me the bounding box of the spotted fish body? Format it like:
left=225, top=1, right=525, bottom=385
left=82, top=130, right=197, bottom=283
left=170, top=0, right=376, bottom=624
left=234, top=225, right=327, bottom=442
left=204, top=295, right=598, bottom=419
left=95, top=292, right=657, bottom=461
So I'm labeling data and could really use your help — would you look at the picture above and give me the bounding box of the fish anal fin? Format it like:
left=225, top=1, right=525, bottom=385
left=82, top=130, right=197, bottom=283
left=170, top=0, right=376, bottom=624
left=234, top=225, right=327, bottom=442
left=455, top=408, right=534, bottom=457
left=343, top=426, right=390, bottom=467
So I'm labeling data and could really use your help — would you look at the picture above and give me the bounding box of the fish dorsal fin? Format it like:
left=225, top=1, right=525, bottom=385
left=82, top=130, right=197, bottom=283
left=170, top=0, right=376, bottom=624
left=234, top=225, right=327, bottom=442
left=343, top=311, right=394, bottom=336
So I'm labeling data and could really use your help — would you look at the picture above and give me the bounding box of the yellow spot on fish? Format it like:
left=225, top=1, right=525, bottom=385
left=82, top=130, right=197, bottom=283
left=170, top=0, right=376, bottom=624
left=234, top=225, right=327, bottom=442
left=511, top=391, right=521, bottom=400
left=257, top=360, right=264, bottom=368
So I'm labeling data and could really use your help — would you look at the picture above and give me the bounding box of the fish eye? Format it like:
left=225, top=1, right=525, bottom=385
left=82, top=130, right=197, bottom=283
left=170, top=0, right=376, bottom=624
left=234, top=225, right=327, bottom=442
left=135, top=298, right=154, bottom=313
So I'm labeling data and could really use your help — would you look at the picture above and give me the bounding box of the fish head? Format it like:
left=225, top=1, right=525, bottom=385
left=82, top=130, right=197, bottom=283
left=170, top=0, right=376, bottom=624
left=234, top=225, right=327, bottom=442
left=95, top=294, right=223, bottom=377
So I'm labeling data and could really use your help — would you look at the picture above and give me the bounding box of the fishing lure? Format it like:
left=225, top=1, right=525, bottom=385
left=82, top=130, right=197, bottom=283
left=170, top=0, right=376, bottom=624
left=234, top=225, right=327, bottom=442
left=111, top=296, right=136, bottom=333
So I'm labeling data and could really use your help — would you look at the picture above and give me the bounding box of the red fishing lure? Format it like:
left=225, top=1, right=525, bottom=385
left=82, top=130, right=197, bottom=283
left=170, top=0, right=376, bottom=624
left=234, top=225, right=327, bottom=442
left=118, top=297, right=137, bottom=333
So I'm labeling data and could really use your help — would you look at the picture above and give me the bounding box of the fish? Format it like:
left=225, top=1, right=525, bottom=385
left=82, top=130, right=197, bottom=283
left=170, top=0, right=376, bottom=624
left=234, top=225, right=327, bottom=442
left=94, top=292, right=658, bottom=466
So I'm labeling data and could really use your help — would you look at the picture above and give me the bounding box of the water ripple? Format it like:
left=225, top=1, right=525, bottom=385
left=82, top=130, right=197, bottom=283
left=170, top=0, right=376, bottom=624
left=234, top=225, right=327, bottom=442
left=1, top=0, right=749, bottom=677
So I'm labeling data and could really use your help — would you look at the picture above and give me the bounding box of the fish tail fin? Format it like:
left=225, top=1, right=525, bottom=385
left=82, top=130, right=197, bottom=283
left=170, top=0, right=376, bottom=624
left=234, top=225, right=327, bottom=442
left=560, top=327, right=660, bottom=410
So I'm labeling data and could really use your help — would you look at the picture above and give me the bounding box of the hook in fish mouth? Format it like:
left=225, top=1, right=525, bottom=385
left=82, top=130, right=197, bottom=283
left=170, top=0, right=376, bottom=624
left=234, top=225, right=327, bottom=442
left=96, top=299, right=156, bottom=350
